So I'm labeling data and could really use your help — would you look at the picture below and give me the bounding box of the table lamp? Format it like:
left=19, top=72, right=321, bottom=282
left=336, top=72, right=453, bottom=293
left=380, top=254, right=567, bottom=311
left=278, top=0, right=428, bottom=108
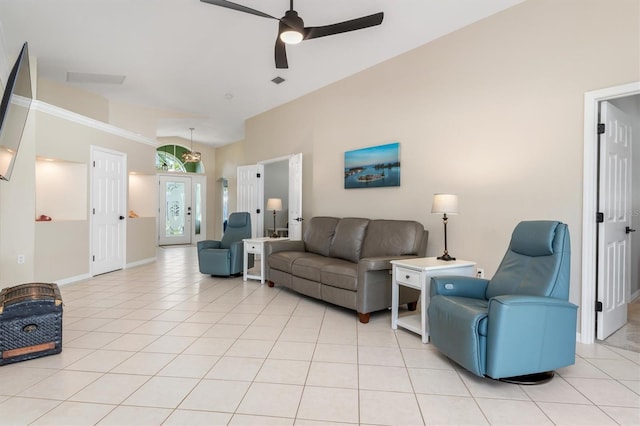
left=431, top=193, right=458, bottom=261
left=266, top=198, right=283, bottom=238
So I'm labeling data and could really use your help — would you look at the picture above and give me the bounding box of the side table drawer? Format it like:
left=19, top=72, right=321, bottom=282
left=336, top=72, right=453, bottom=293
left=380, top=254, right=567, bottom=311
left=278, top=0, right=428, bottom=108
left=395, top=267, right=421, bottom=288
left=245, top=243, right=262, bottom=255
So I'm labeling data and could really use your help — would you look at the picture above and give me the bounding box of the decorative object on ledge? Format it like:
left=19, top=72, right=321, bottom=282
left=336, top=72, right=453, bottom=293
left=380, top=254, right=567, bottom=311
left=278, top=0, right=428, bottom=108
left=432, top=193, right=458, bottom=261
left=181, top=127, right=201, bottom=163
left=344, top=142, right=400, bottom=189
left=36, top=215, right=52, bottom=222
left=266, top=198, right=283, bottom=238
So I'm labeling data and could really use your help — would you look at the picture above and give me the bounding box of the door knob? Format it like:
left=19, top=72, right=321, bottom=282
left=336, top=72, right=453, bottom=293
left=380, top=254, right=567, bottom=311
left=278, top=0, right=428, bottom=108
left=626, top=226, right=637, bottom=234
left=294, top=217, right=304, bottom=222
left=119, top=215, right=125, bottom=220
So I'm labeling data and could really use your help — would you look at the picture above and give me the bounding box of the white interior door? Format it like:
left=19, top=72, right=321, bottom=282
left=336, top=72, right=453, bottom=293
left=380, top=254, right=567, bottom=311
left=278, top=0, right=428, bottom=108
left=288, top=153, right=303, bottom=240
left=159, top=175, right=192, bottom=245
left=597, top=101, right=633, bottom=339
left=91, top=147, right=126, bottom=275
left=237, top=164, right=264, bottom=238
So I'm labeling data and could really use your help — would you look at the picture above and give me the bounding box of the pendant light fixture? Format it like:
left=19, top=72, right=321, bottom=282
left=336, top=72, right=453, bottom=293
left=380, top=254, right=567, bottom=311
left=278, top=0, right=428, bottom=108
left=181, top=127, right=201, bottom=163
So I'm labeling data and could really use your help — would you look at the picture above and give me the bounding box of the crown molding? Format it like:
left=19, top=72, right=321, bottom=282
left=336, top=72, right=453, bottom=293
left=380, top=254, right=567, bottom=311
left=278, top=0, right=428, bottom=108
left=32, top=100, right=158, bottom=147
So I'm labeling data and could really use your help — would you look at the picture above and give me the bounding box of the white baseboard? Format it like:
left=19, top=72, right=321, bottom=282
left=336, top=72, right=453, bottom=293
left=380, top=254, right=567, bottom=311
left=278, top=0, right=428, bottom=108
left=52, top=257, right=156, bottom=287
left=55, top=273, right=92, bottom=286
left=126, top=257, right=156, bottom=269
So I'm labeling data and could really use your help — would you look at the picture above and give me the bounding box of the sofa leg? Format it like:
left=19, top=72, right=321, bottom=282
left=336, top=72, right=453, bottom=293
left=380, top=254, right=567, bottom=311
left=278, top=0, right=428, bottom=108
left=267, top=280, right=274, bottom=288
left=407, top=301, right=418, bottom=311
left=358, top=312, right=370, bottom=323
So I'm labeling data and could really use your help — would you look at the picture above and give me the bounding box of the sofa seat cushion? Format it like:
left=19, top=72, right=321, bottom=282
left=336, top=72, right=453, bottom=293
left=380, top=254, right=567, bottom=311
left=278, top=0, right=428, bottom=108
left=269, top=251, right=313, bottom=274
left=291, top=254, right=338, bottom=282
left=320, top=259, right=358, bottom=291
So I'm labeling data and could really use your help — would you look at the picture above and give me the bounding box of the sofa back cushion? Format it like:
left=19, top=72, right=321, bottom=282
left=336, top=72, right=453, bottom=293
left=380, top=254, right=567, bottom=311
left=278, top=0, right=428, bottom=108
left=304, top=216, right=339, bottom=256
left=361, top=220, right=425, bottom=258
left=329, top=218, right=370, bottom=263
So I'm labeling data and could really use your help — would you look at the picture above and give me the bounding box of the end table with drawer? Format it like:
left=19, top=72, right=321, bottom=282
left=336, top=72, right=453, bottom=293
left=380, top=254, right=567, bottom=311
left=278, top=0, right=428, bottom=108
left=243, top=237, right=288, bottom=284
left=391, top=257, right=476, bottom=343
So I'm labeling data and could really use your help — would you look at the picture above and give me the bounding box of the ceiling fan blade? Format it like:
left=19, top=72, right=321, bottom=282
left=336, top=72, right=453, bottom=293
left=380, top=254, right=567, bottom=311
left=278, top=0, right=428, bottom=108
left=275, top=36, right=289, bottom=69
left=304, top=12, right=383, bottom=40
left=200, top=0, right=277, bottom=20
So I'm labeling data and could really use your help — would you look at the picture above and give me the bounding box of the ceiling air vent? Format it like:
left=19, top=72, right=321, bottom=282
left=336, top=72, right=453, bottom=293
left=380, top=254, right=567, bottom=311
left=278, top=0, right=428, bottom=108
left=271, top=76, right=285, bottom=85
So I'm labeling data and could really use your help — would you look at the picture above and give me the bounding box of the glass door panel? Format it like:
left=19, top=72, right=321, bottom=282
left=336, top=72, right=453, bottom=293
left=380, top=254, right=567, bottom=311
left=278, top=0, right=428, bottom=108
left=158, top=176, right=191, bottom=245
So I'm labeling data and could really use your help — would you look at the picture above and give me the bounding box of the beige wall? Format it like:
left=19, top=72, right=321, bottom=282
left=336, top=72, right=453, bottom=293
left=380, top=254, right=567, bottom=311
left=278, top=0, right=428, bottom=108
left=38, top=79, right=109, bottom=122
left=0, top=58, right=166, bottom=287
left=217, top=0, right=640, bottom=313
left=0, top=56, right=37, bottom=287
left=212, top=141, right=247, bottom=238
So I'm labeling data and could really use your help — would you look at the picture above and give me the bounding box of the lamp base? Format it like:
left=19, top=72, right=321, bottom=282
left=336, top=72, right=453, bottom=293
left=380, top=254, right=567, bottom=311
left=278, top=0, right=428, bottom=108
left=437, top=252, right=456, bottom=261
left=270, top=233, right=280, bottom=239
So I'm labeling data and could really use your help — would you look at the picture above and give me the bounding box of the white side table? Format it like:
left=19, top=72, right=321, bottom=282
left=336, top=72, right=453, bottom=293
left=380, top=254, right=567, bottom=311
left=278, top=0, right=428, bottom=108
left=243, top=237, right=288, bottom=284
left=391, top=257, right=476, bottom=343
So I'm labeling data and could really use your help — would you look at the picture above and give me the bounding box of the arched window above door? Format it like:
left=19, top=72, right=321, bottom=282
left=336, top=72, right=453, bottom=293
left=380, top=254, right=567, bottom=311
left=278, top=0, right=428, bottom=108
left=156, top=145, right=204, bottom=173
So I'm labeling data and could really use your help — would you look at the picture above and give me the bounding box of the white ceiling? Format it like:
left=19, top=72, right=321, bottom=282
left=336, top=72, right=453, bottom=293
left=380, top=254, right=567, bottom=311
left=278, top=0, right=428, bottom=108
left=0, top=0, right=524, bottom=146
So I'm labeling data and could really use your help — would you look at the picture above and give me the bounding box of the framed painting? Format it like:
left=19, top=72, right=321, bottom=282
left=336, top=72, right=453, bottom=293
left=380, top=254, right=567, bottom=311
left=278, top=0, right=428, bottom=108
left=344, top=142, right=400, bottom=189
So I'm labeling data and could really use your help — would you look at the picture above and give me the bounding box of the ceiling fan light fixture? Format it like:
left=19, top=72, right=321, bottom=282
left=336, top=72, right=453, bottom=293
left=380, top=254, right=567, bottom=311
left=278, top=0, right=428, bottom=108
left=280, top=29, right=303, bottom=44
left=280, top=10, right=304, bottom=44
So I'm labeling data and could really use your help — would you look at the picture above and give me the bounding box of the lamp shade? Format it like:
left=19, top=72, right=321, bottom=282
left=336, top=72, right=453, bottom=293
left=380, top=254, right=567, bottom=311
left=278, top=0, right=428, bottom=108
left=266, top=198, right=283, bottom=211
left=431, top=193, right=459, bottom=215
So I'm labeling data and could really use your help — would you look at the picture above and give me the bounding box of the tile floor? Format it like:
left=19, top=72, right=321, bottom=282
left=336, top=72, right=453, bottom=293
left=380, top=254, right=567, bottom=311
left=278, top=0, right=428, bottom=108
left=602, top=299, right=640, bottom=353
left=1, top=246, right=639, bottom=425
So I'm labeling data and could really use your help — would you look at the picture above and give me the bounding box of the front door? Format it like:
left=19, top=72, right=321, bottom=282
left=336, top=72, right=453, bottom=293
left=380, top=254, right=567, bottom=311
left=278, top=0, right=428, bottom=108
left=91, top=147, right=126, bottom=275
left=597, top=101, right=633, bottom=339
left=159, top=175, right=192, bottom=245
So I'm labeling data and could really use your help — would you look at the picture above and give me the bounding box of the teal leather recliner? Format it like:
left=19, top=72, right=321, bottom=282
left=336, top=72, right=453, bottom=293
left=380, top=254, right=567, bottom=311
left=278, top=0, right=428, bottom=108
left=427, top=220, right=577, bottom=383
left=197, top=212, right=253, bottom=276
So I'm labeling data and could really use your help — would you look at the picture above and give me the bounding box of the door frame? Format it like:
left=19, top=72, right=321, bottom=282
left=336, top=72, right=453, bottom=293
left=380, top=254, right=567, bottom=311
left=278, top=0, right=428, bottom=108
left=157, top=173, right=206, bottom=245
left=581, top=81, right=640, bottom=344
left=258, top=153, right=303, bottom=240
left=90, top=145, right=127, bottom=276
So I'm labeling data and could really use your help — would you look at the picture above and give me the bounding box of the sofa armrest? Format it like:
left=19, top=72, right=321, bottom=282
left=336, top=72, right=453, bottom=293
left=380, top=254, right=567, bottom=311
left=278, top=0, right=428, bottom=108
left=359, top=255, right=425, bottom=272
left=197, top=240, right=221, bottom=251
left=486, top=295, right=578, bottom=378
left=264, top=239, right=305, bottom=257
left=430, top=276, right=489, bottom=299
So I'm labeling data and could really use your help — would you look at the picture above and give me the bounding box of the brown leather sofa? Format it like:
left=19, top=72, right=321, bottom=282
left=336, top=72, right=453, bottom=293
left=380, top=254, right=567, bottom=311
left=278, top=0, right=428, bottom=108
left=266, top=216, right=428, bottom=323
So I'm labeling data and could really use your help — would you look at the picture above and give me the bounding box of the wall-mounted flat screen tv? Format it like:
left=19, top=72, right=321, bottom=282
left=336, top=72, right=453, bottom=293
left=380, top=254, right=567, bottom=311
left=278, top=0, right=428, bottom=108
left=0, top=42, right=32, bottom=181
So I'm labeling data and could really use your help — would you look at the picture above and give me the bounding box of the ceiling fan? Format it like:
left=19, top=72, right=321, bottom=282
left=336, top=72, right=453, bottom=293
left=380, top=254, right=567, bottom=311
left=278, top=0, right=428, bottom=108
left=200, top=0, right=384, bottom=69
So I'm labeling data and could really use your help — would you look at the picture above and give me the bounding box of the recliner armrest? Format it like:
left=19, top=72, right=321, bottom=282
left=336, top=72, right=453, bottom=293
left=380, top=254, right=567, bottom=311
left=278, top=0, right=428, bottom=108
left=197, top=240, right=222, bottom=251
left=430, top=276, right=489, bottom=299
left=228, top=240, right=243, bottom=253
left=485, top=294, right=578, bottom=378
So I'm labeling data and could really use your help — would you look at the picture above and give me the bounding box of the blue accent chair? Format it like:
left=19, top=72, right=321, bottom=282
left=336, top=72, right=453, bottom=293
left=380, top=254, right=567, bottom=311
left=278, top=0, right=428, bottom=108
left=197, top=212, right=254, bottom=276
left=427, top=220, right=577, bottom=382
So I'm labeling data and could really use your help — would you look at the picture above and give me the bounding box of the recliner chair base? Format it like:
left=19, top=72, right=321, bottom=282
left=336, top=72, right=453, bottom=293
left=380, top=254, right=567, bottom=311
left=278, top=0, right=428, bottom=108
left=495, top=371, right=555, bottom=385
